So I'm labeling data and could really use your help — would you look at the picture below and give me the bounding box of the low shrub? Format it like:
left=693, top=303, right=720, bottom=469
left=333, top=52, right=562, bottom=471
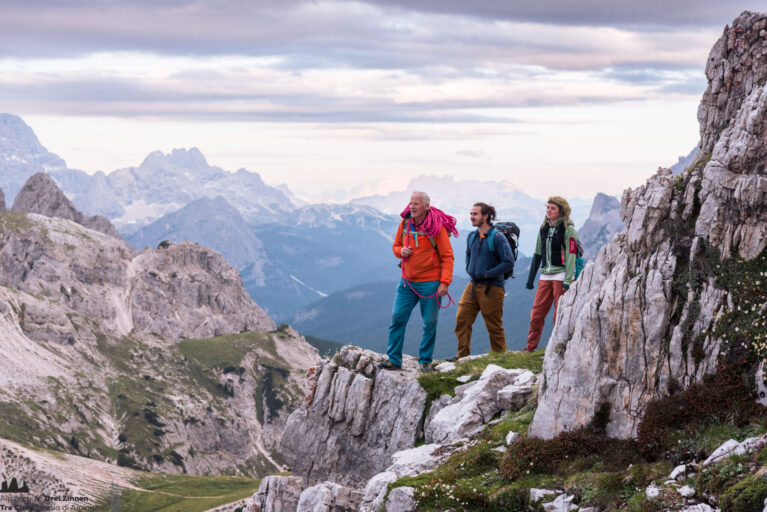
left=500, top=428, right=643, bottom=481
left=637, top=362, right=766, bottom=460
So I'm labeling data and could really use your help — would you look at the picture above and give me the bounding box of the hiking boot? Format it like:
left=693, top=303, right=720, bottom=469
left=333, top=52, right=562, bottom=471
left=419, top=363, right=434, bottom=373
left=444, top=356, right=458, bottom=362
left=378, top=360, right=401, bottom=371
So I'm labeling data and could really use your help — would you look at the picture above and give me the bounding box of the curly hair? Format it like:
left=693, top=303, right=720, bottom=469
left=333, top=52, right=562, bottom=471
left=473, top=202, right=496, bottom=224
left=541, top=196, right=572, bottom=227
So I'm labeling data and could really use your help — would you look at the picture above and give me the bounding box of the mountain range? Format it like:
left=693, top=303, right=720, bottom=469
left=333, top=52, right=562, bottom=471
left=0, top=112, right=622, bottom=338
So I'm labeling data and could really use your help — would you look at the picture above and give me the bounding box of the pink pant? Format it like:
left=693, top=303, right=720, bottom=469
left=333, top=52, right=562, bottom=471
left=526, top=279, right=564, bottom=351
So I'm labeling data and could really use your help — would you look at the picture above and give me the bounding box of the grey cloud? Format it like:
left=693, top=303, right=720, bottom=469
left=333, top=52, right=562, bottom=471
left=0, top=76, right=519, bottom=123
left=363, top=0, right=765, bottom=27
left=0, top=70, right=660, bottom=124
left=0, top=0, right=742, bottom=73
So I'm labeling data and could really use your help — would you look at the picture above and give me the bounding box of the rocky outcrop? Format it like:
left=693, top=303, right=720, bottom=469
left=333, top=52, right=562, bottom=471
left=357, top=444, right=455, bottom=512
left=529, top=11, right=767, bottom=440
left=0, top=211, right=274, bottom=340
left=12, top=172, right=123, bottom=239
left=251, top=348, right=539, bottom=512
left=0, top=187, right=5, bottom=213
left=577, top=192, right=623, bottom=259
left=425, top=365, right=535, bottom=444
left=131, top=241, right=275, bottom=340
left=698, top=12, right=767, bottom=155
left=127, top=195, right=270, bottom=286
left=279, top=347, right=427, bottom=487
left=252, top=476, right=306, bottom=512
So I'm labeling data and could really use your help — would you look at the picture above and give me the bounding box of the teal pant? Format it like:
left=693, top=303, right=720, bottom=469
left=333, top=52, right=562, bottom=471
left=387, top=279, right=442, bottom=367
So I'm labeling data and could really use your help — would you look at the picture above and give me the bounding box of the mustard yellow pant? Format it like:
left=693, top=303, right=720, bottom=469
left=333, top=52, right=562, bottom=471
left=454, top=283, right=507, bottom=357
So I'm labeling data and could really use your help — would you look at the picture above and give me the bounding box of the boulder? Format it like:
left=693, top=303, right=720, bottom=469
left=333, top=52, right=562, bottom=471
left=295, top=482, right=362, bottom=512
left=385, top=487, right=416, bottom=512
left=542, top=494, right=576, bottom=512
left=646, top=484, right=661, bottom=498
left=250, top=476, right=305, bottom=512
left=679, top=505, right=717, bottom=512
left=358, top=443, right=453, bottom=512
left=703, top=436, right=766, bottom=466
left=530, top=488, right=557, bottom=503
left=425, top=366, right=521, bottom=444
left=497, top=384, right=533, bottom=411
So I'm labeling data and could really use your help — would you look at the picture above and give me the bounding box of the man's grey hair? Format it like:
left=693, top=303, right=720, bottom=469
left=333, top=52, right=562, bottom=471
left=411, top=191, right=430, bottom=205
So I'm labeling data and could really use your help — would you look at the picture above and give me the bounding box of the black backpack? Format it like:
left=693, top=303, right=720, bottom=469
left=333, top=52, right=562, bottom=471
left=467, top=221, right=520, bottom=279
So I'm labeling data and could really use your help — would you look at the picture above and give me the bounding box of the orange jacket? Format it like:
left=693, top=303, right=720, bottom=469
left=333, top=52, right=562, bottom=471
left=393, top=219, right=454, bottom=285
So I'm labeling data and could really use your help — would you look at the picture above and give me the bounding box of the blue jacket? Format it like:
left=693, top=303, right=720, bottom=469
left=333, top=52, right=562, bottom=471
left=465, top=228, right=515, bottom=288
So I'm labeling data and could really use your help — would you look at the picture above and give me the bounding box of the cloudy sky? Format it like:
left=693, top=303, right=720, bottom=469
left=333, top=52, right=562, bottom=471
left=1, top=1, right=759, bottom=200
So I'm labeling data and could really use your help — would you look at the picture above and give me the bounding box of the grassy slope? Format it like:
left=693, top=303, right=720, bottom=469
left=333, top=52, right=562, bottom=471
left=107, top=473, right=261, bottom=512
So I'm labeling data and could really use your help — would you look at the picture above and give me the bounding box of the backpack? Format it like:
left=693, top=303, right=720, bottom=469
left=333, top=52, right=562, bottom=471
left=467, top=221, right=520, bottom=279
left=574, top=238, right=585, bottom=281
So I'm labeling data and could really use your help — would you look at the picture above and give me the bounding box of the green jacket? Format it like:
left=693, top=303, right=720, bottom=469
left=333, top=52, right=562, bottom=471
left=528, top=219, right=578, bottom=287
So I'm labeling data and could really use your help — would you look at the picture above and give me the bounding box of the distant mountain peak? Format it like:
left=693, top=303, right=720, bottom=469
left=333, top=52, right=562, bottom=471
left=0, top=113, right=43, bottom=148
left=589, top=192, right=620, bottom=216
left=169, top=147, right=208, bottom=168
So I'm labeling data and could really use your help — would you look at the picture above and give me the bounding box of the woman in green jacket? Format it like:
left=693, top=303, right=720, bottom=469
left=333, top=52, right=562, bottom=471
left=524, top=196, right=578, bottom=352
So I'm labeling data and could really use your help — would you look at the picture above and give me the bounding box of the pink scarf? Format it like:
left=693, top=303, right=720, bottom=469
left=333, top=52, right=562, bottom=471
left=400, top=205, right=459, bottom=238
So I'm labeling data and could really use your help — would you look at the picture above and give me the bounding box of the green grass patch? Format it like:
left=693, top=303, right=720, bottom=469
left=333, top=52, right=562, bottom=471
left=664, top=418, right=767, bottom=463
left=419, top=351, right=544, bottom=412
left=564, top=462, right=670, bottom=512
left=450, top=350, right=544, bottom=375
left=392, top=441, right=549, bottom=511
left=720, top=474, right=767, bottom=512
left=0, top=211, right=33, bottom=233
left=115, top=473, right=260, bottom=512
left=480, top=400, right=537, bottom=443
left=0, top=401, right=46, bottom=448
left=696, top=455, right=751, bottom=497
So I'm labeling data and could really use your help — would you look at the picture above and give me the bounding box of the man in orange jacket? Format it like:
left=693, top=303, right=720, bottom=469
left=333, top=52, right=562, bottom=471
left=379, top=191, right=454, bottom=372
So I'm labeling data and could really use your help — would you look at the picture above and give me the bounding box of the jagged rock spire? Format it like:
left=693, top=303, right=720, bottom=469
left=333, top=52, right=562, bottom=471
left=12, top=172, right=122, bottom=240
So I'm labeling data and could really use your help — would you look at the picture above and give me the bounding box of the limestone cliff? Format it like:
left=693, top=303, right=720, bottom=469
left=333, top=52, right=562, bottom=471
left=529, top=11, right=767, bottom=440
